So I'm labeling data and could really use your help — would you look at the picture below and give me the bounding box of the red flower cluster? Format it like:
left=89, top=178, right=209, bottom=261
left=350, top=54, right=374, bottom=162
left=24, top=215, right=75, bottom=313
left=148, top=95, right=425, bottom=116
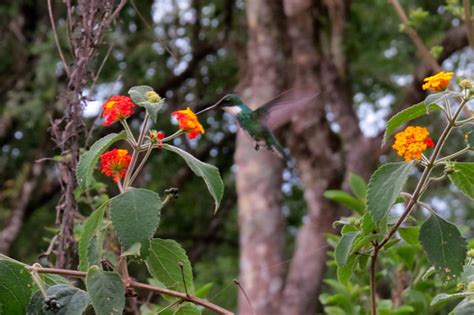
left=102, top=96, right=135, bottom=126
left=99, top=149, right=132, bottom=182
left=171, top=107, right=205, bottom=139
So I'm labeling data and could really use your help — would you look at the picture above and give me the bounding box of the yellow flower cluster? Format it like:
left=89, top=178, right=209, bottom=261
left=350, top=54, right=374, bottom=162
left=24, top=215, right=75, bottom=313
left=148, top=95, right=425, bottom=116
left=422, top=71, right=453, bottom=91
left=392, top=126, right=434, bottom=162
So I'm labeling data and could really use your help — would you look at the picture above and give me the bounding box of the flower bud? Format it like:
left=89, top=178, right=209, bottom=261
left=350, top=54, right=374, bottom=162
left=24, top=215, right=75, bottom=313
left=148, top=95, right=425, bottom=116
left=468, top=249, right=474, bottom=257
left=145, top=91, right=162, bottom=103
left=459, top=79, right=472, bottom=90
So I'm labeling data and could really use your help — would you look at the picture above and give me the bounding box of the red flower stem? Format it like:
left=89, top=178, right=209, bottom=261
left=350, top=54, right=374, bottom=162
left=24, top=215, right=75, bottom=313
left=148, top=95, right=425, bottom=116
left=370, top=95, right=469, bottom=315
left=27, top=266, right=234, bottom=314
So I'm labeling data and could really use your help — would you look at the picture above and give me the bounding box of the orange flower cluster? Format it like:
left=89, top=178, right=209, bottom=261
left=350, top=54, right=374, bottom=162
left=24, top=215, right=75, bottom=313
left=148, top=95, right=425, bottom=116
left=171, top=107, right=205, bottom=139
left=392, top=126, right=435, bottom=162
left=99, top=149, right=131, bottom=182
left=102, top=96, right=135, bottom=126
left=422, top=71, right=453, bottom=91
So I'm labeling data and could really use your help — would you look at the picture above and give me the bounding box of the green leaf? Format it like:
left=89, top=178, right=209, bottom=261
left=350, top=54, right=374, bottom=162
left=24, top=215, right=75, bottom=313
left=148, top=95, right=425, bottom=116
left=79, top=202, right=107, bottom=271
left=324, top=190, right=364, bottom=213
left=26, top=291, right=44, bottom=315
left=128, top=86, right=165, bottom=123
left=349, top=173, right=367, bottom=201
left=145, top=239, right=195, bottom=293
left=110, top=188, right=161, bottom=250
left=0, top=260, right=34, bottom=314
left=335, top=232, right=359, bottom=266
left=399, top=226, right=419, bottom=245
left=76, top=131, right=127, bottom=191
left=128, top=85, right=153, bottom=103
left=425, top=90, right=463, bottom=108
left=194, top=283, right=213, bottom=299
left=448, top=162, right=474, bottom=200
left=337, top=255, right=357, bottom=286
left=163, top=144, right=224, bottom=213
left=431, top=292, right=474, bottom=307
left=86, top=267, right=125, bottom=315
left=44, top=284, right=90, bottom=315
left=382, top=102, right=442, bottom=145
left=419, top=214, right=467, bottom=281
left=173, top=303, right=201, bottom=315
left=367, top=162, right=414, bottom=227
left=453, top=298, right=474, bottom=315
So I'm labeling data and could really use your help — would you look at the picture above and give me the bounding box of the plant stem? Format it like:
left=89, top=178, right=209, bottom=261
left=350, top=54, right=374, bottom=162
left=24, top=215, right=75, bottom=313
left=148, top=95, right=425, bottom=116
left=369, top=96, right=469, bottom=315
left=121, top=120, right=137, bottom=147
left=123, top=113, right=150, bottom=188
left=139, top=129, right=184, bottom=151
left=129, top=143, right=153, bottom=186
left=27, top=266, right=234, bottom=315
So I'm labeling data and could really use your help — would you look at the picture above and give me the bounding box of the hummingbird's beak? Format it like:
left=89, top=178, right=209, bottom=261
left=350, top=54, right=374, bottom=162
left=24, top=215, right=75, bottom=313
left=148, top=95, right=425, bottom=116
left=196, top=97, right=224, bottom=115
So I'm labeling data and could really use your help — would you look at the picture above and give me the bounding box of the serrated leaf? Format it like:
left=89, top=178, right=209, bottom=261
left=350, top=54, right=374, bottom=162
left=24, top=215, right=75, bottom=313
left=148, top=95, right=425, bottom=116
left=324, top=190, right=364, bottom=213
left=163, top=144, right=223, bottom=213
left=383, top=102, right=442, bottom=145
left=448, top=162, right=474, bottom=200
left=146, top=239, right=195, bottom=293
left=399, top=226, right=419, bottom=245
left=367, top=162, right=414, bottom=227
left=335, top=232, right=359, bottom=266
left=43, top=284, right=90, bottom=315
left=174, top=303, right=201, bottom=315
left=86, top=267, right=125, bottom=315
left=431, top=292, right=474, bottom=308
left=76, top=131, right=127, bottom=191
left=0, top=260, right=34, bottom=314
left=79, top=202, right=107, bottom=271
left=425, top=90, right=463, bottom=108
left=419, top=214, right=467, bottom=281
left=349, top=173, right=367, bottom=201
left=110, top=188, right=161, bottom=250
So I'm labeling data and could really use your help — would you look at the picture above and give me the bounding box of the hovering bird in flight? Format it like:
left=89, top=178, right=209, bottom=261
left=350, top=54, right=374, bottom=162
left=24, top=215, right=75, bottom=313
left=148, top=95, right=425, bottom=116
left=197, top=91, right=317, bottom=160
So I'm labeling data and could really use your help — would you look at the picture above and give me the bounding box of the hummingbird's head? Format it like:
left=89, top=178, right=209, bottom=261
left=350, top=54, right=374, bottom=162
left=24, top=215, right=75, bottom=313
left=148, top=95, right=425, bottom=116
left=215, top=94, right=243, bottom=116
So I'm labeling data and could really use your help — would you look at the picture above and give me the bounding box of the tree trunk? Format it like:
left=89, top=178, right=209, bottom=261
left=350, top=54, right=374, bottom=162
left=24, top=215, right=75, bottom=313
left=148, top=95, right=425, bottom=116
left=235, top=1, right=289, bottom=314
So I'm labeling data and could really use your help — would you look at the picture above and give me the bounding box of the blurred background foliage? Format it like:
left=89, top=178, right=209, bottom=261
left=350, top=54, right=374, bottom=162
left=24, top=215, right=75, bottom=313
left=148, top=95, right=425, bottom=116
left=0, top=0, right=472, bottom=313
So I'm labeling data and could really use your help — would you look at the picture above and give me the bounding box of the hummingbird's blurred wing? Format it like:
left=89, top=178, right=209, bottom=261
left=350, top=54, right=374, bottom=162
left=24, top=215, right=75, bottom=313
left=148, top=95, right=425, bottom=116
left=255, top=89, right=319, bottom=129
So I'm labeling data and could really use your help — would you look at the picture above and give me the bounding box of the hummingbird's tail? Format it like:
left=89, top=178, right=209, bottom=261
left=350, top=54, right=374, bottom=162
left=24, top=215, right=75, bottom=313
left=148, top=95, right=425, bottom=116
left=266, top=133, right=293, bottom=166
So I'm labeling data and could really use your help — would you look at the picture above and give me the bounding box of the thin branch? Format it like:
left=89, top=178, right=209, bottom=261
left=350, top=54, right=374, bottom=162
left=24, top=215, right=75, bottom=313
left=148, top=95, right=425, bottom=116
left=28, top=266, right=234, bottom=315
left=388, top=0, right=441, bottom=72
left=47, top=0, right=70, bottom=77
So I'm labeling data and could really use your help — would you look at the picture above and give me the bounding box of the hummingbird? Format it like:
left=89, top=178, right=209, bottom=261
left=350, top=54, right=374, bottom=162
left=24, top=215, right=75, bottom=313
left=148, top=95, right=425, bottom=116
left=197, top=91, right=317, bottom=160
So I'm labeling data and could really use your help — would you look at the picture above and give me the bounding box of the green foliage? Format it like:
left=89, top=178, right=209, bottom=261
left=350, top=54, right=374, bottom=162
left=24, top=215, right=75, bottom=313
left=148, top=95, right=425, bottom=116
left=448, top=162, right=474, bottom=200
left=335, top=232, right=360, bottom=266
left=163, top=144, right=224, bottom=213
left=367, top=162, right=414, bottom=227
left=86, top=267, right=125, bottom=315
left=35, top=284, right=90, bottom=315
left=383, top=102, right=442, bottom=145
left=349, top=173, right=367, bottom=201
left=76, top=131, right=128, bottom=191
left=145, top=238, right=195, bottom=293
left=419, top=214, right=467, bottom=282
left=424, top=91, right=463, bottom=108
left=174, top=303, right=202, bottom=315
left=128, top=85, right=165, bottom=123
left=0, top=260, right=35, bottom=314
left=324, top=190, right=365, bottom=213
left=78, top=201, right=107, bottom=271
left=110, top=188, right=161, bottom=250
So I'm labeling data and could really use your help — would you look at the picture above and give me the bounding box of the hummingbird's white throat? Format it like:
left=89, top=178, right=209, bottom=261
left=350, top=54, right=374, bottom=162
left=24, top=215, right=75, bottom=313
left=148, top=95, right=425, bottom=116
left=222, top=105, right=242, bottom=116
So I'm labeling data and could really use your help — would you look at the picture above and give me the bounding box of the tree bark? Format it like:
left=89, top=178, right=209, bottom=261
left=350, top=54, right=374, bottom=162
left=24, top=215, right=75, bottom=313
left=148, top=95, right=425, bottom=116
left=235, top=1, right=289, bottom=314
